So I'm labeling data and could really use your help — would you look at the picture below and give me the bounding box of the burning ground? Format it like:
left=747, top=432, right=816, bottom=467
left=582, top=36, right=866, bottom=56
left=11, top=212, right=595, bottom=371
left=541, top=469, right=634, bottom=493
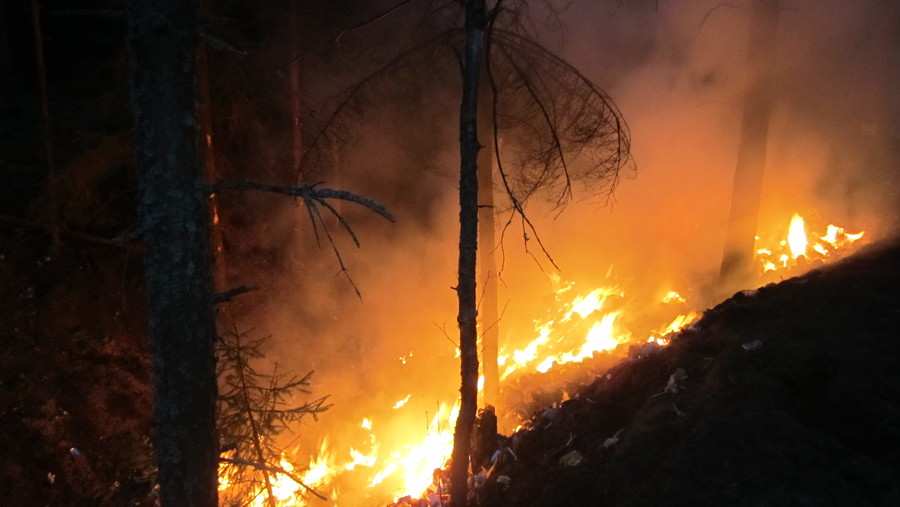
left=1, top=227, right=898, bottom=505
left=465, top=238, right=900, bottom=507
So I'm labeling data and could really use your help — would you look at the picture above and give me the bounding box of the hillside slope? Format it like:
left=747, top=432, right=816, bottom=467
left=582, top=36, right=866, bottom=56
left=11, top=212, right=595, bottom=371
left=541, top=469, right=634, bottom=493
left=480, top=239, right=900, bottom=506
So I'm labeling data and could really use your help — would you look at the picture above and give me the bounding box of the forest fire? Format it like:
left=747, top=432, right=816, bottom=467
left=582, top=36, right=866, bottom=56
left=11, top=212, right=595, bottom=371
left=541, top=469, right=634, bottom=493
left=2, top=0, right=898, bottom=504
left=214, top=209, right=869, bottom=506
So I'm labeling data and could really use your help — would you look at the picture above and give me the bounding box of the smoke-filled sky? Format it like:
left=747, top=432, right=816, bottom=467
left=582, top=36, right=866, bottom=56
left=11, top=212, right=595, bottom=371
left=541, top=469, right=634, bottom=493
left=236, top=0, right=899, bottom=502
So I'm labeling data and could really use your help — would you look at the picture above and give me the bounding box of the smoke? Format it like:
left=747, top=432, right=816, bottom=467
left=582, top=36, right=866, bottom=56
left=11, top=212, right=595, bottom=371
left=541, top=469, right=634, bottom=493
left=227, top=0, right=899, bottom=502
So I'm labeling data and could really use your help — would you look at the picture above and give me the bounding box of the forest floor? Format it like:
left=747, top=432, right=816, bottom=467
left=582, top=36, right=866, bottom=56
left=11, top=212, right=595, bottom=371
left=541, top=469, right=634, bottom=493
left=0, top=227, right=155, bottom=506
left=2, top=225, right=899, bottom=506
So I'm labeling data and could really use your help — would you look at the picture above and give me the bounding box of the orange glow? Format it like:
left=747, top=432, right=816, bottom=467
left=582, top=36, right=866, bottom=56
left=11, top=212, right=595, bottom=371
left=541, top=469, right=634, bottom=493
left=757, top=213, right=865, bottom=274
left=219, top=212, right=867, bottom=506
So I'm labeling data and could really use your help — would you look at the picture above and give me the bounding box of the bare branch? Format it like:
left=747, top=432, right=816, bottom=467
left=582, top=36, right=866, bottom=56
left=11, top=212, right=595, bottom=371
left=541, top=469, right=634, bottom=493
left=309, top=202, right=363, bottom=299
left=212, top=180, right=395, bottom=222
left=215, top=285, right=259, bottom=303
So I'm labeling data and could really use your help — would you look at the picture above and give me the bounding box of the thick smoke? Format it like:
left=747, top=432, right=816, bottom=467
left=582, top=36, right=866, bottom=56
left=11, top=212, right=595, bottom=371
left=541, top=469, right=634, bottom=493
left=234, top=0, right=899, bottom=502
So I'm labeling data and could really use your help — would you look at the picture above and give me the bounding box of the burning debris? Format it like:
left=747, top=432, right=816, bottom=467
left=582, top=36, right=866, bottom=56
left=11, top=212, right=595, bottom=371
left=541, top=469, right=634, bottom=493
left=755, top=213, right=865, bottom=276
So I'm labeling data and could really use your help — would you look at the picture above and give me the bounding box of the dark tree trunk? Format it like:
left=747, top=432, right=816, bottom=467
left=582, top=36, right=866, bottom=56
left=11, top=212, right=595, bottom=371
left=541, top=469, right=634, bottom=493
left=30, top=0, right=59, bottom=254
left=0, top=2, right=15, bottom=114
left=477, top=71, right=500, bottom=408
left=451, top=1, right=486, bottom=505
left=127, top=1, right=219, bottom=505
left=289, top=0, right=303, bottom=174
left=197, top=0, right=226, bottom=292
left=719, top=0, right=779, bottom=288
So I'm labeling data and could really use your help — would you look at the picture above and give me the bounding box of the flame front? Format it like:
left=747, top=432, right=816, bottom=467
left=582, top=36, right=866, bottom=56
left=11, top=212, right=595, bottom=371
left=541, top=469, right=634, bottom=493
left=220, top=210, right=867, bottom=506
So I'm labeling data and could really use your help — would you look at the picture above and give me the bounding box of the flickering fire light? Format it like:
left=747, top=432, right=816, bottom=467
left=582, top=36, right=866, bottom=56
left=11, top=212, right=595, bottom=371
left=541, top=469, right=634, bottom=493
left=756, top=212, right=865, bottom=273
left=220, top=211, right=867, bottom=506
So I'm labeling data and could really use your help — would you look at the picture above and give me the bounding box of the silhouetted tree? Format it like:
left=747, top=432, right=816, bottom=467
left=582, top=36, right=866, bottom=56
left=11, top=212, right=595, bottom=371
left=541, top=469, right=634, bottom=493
left=286, top=3, right=631, bottom=503
left=451, top=4, right=486, bottom=504
left=127, top=1, right=219, bottom=504
left=719, top=0, right=779, bottom=288
left=128, top=1, right=394, bottom=504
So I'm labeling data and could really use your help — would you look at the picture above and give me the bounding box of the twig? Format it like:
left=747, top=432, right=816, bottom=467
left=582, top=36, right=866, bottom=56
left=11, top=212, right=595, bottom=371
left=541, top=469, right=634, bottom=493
left=0, top=213, right=142, bottom=251
left=432, top=321, right=458, bottom=349
left=215, top=285, right=258, bottom=303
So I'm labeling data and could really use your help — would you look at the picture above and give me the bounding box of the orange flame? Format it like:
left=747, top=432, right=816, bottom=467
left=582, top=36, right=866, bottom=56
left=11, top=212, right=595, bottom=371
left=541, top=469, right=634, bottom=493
left=220, top=210, right=866, bottom=506
left=757, top=213, right=865, bottom=274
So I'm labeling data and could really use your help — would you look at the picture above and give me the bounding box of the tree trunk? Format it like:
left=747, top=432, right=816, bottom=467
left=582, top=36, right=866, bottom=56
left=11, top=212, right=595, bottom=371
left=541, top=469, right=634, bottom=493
left=196, top=0, right=227, bottom=292
left=451, top=1, right=486, bottom=505
left=289, top=0, right=303, bottom=175
left=477, top=71, right=500, bottom=408
left=30, top=0, right=60, bottom=254
left=127, top=1, right=219, bottom=505
left=0, top=2, right=14, bottom=111
left=719, top=0, right=779, bottom=288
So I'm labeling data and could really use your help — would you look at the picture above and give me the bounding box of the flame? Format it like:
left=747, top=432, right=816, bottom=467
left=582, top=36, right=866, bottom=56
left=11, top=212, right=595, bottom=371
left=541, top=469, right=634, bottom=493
left=757, top=213, right=865, bottom=274
left=662, top=291, right=686, bottom=304
left=220, top=210, right=866, bottom=506
left=787, top=213, right=808, bottom=258
left=393, top=395, right=412, bottom=409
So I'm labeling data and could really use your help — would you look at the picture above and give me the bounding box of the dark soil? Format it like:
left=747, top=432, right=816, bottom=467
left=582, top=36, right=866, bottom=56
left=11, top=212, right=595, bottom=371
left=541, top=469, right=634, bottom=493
left=473, top=238, right=900, bottom=506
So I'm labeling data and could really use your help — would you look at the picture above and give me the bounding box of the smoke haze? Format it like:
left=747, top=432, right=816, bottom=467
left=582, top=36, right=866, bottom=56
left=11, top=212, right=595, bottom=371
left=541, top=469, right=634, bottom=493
left=231, top=0, right=899, bottom=503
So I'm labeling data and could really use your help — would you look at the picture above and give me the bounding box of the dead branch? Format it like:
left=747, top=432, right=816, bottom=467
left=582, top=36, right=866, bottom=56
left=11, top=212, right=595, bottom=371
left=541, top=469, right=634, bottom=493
left=212, top=180, right=392, bottom=299
left=211, top=180, right=395, bottom=222
left=215, top=285, right=259, bottom=303
left=304, top=196, right=364, bottom=299
left=0, top=213, right=143, bottom=251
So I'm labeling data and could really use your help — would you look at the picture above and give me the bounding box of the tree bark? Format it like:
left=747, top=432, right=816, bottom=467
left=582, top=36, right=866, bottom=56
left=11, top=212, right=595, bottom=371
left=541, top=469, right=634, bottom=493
left=127, top=1, right=219, bottom=505
left=719, top=0, right=779, bottom=288
left=451, top=1, right=486, bottom=505
left=477, top=70, right=500, bottom=408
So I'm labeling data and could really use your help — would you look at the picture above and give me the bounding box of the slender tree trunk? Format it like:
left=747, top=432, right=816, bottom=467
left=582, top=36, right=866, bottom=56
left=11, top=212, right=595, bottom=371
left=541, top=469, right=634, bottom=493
left=477, top=72, right=500, bottom=408
left=234, top=331, right=276, bottom=507
left=289, top=0, right=303, bottom=175
left=30, top=0, right=60, bottom=254
left=287, top=0, right=317, bottom=248
left=451, top=1, right=485, bottom=505
left=127, top=1, right=219, bottom=505
left=0, top=2, right=14, bottom=109
left=719, top=0, right=779, bottom=288
left=197, top=0, right=227, bottom=292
